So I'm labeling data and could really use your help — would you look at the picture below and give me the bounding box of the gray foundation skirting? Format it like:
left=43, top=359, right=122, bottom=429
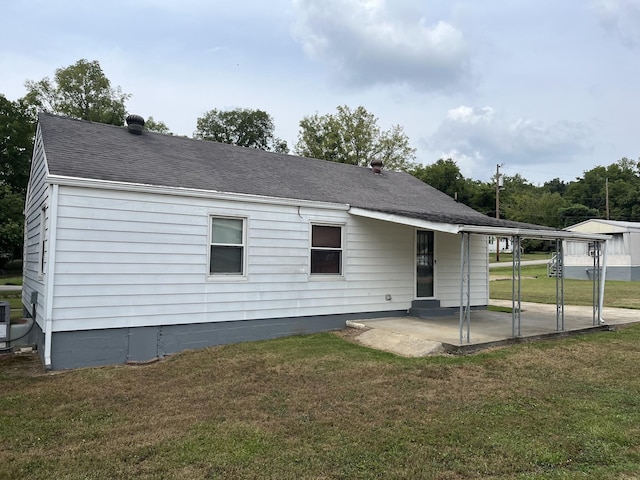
left=40, top=310, right=407, bottom=370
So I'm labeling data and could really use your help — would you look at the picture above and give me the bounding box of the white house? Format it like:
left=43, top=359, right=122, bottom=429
left=564, top=219, right=640, bottom=281
left=488, top=236, right=513, bottom=254
left=23, top=113, right=598, bottom=369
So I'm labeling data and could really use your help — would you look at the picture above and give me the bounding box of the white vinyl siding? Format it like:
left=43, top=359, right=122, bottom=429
left=564, top=233, right=637, bottom=269
left=48, top=187, right=422, bottom=332
left=39, top=205, right=48, bottom=275
left=22, top=127, right=50, bottom=328
left=435, top=232, right=489, bottom=308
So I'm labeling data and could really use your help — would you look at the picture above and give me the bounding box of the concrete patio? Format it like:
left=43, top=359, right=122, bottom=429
left=346, top=300, right=640, bottom=357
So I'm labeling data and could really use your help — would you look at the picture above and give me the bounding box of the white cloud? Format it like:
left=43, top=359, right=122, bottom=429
left=592, top=0, right=640, bottom=48
left=291, top=0, right=470, bottom=92
left=426, top=106, right=594, bottom=181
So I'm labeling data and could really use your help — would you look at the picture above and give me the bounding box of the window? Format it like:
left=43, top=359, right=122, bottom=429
left=209, top=217, right=245, bottom=275
left=39, top=205, right=48, bottom=275
left=311, top=225, right=342, bottom=275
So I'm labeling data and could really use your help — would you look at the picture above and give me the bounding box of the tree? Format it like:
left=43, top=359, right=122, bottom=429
left=295, top=105, right=416, bottom=171
left=23, top=59, right=130, bottom=126
left=503, top=191, right=565, bottom=228
left=144, top=116, right=171, bottom=134
left=0, top=95, right=34, bottom=193
left=410, top=159, right=469, bottom=201
left=557, top=203, right=600, bottom=227
left=0, top=94, right=35, bottom=264
left=194, top=108, right=288, bottom=153
left=564, top=159, right=640, bottom=221
left=542, top=178, right=568, bottom=195
left=0, top=185, right=25, bottom=264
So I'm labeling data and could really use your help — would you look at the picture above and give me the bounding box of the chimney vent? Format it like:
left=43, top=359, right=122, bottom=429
left=126, top=114, right=145, bottom=135
left=370, top=160, right=383, bottom=174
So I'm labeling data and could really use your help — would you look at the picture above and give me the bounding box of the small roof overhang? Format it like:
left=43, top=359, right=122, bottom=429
left=349, top=207, right=611, bottom=242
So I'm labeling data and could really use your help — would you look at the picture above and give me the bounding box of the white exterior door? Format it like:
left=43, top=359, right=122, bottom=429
left=416, top=230, right=434, bottom=298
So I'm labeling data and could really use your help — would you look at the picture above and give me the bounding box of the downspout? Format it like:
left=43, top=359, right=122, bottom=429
left=599, top=239, right=608, bottom=324
left=43, top=184, right=59, bottom=369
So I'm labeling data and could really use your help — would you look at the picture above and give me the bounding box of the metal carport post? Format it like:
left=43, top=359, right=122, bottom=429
left=555, top=237, right=565, bottom=331
left=459, top=232, right=471, bottom=343
left=511, top=236, right=522, bottom=337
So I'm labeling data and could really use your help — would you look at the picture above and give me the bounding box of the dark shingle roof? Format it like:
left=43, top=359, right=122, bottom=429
left=38, top=113, right=549, bottom=229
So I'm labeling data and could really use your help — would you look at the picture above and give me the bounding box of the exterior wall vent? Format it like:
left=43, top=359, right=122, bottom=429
left=126, top=114, right=145, bottom=135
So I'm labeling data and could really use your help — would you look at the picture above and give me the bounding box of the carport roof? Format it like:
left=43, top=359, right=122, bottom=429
left=349, top=208, right=611, bottom=241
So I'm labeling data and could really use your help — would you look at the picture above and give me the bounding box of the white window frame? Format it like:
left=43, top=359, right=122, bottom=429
left=309, top=223, right=344, bottom=277
left=208, top=215, right=247, bottom=279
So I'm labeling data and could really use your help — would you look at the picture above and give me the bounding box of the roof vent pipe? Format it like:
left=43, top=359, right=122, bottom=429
left=370, top=160, right=383, bottom=174
left=125, top=114, right=145, bottom=135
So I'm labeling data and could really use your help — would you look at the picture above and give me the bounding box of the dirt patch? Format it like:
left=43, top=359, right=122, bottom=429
left=0, top=351, right=45, bottom=377
left=332, top=326, right=369, bottom=343
left=490, top=275, right=540, bottom=281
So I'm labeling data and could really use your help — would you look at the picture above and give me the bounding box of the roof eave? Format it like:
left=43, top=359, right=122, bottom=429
left=45, top=174, right=351, bottom=211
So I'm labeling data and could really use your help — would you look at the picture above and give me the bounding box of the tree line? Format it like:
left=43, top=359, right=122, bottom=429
left=1, top=59, right=639, bottom=265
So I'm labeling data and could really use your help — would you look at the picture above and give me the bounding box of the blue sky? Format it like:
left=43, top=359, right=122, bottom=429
left=1, top=0, right=638, bottom=184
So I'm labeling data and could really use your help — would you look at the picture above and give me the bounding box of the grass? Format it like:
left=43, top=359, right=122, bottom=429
left=0, top=291, right=23, bottom=321
left=490, top=265, right=640, bottom=309
left=2, top=329, right=640, bottom=478
left=0, top=275, right=22, bottom=286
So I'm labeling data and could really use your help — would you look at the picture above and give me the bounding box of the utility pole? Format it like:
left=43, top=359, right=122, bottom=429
left=605, top=177, right=610, bottom=220
left=495, top=164, right=502, bottom=262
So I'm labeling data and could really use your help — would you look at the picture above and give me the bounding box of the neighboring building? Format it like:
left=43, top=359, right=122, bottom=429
left=564, top=219, right=640, bottom=281
left=23, top=113, right=586, bottom=370
left=488, top=236, right=513, bottom=254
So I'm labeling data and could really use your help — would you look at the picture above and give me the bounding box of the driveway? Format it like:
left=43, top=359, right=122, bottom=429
left=0, top=285, right=21, bottom=293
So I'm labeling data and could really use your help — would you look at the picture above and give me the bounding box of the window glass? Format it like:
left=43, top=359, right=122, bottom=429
left=312, top=225, right=341, bottom=248
left=311, top=225, right=342, bottom=275
left=212, top=218, right=243, bottom=244
left=210, top=246, right=243, bottom=274
left=210, top=217, right=244, bottom=275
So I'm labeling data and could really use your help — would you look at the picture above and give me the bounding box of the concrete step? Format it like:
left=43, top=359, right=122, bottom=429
left=409, top=306, right=459, bottom=318
left=408, top=299, right=456, bottom=318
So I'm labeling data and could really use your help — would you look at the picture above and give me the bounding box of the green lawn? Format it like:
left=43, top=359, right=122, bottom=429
left=0, top=292, right=23, bottom=321
left=490, top=265, right=640, bottom=309
left=0, top=275, right=22, bottom=286
left=2, top=329, right=640, bottom=479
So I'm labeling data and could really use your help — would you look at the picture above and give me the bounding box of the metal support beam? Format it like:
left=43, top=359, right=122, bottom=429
left=592, top=241, right=602, bottom=326
left=459, top=232, right=471, bottom=343
left=555, top=238, right=565, bottom=331
left=511, top=236, right=522, bottom=337
left=599, top=241, right=608, bottom=324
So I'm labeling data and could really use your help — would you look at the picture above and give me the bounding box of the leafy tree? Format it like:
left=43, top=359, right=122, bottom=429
left=0, top=94, right=35, bottom=264
left=557, top=203, right=600, bottom=227
left=503, top=191, right=565, bottom=228
left=23, top=59, right=130, bottom=126
left=144, top=116, right=172, bottom=134
left=194, top=108, right=288, bottom=153
left=410, top=159, right=469, bottom=201
left=295, top=105, right=416, bottom=171
left=0, top=185, right=26, bottom=264
left=0, top=95, right=34, bottom=193
left=542, top=178, right=568, bottom=195
left=565, top=158, right=640, bottom=221
left=464, top=180, right=497, bottom=217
